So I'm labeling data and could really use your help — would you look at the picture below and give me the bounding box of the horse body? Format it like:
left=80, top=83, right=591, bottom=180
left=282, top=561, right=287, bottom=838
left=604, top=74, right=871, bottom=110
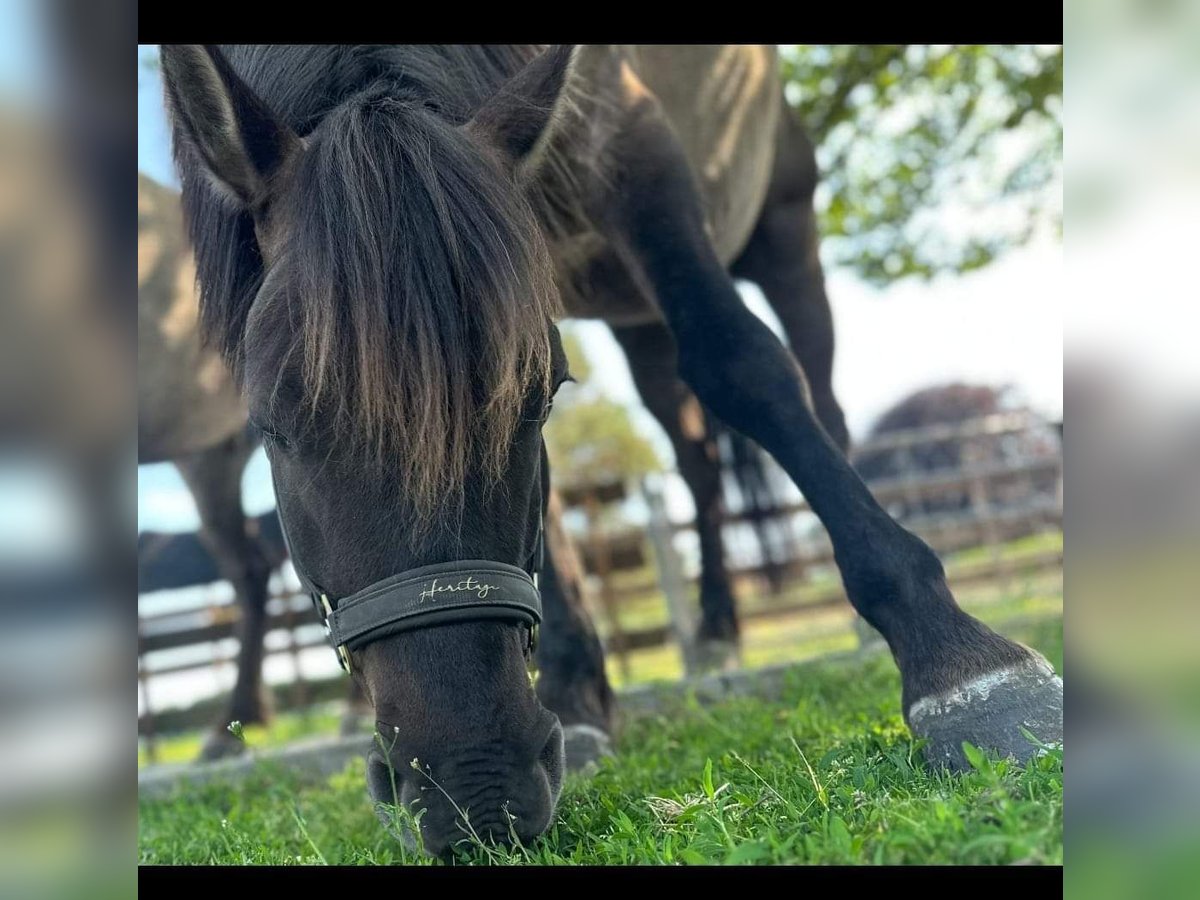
left=138, top=173, right=246, bottom=463
left=627, top=45, right=781, bottom=267
left=139, top=172, right=282, bottom=755
left=539, top=45, right=821, bottom=659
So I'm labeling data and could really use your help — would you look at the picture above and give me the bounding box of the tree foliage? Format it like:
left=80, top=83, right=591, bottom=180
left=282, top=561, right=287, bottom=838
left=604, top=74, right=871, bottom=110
left=544, top=327, right=662, bottom=488
left=781, top=44, right=1062, bottom=286
left=851, top=382, right=1060, bottom=519
left=544, top=395, right=663, bottom=488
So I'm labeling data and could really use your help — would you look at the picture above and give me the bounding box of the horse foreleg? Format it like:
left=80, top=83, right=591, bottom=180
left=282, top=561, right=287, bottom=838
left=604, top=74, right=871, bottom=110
left=176, top=429, right=272, bottom=760
left=534, top=467, right=616, bottom=772
left=594, top=104, right=1062, bottom=769
left=611, top=320, right=741, bottom=672
left=730, top=111, right=850, bottom=454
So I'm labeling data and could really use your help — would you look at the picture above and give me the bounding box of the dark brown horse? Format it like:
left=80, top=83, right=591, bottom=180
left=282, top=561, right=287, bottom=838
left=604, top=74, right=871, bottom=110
left=138, top=172, right=278, bottom=758
left=139, top=170, right=791, bottom=758
left=160, top=44, right=1062, bottom=856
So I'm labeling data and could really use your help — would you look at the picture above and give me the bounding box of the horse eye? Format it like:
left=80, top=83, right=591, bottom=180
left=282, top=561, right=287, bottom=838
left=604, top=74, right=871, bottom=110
left=253, top=420, right=291, bottom=449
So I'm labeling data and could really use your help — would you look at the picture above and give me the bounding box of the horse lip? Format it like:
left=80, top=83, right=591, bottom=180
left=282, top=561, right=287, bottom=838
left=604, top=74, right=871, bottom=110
left=366, top=748, right=424, bottom=852
left=365, top=747, right=404, bottom=807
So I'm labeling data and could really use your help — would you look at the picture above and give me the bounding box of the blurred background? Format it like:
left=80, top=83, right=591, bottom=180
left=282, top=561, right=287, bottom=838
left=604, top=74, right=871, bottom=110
left=0, top=0, right=1196, bottom=891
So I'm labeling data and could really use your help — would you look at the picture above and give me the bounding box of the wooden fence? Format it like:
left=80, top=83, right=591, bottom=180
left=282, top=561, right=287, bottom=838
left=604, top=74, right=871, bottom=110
left=137, top=411, right=1062, bottom=744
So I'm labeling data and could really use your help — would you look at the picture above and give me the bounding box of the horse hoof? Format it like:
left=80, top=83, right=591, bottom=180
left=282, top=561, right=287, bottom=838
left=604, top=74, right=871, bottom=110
left=907, top=651, right=1063, bottom=771
left=197, top=730, right=249, bottom=762
left=695, top=639, right=741, bottom=674
left=562, top=724, right=613, bottom=775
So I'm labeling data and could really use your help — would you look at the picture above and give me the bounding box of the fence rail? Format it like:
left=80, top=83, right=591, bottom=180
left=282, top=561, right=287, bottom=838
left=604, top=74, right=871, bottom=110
left=138, top=412, right=1063, bottom=741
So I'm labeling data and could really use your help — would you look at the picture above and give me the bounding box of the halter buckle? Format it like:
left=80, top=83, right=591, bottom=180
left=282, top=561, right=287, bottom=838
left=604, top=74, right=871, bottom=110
left=319, top=593, right=352, bottom=674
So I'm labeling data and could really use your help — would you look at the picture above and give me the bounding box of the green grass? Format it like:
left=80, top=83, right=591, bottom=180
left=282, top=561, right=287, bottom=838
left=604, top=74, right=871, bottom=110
left=138, top=618, right=1062, bottom=865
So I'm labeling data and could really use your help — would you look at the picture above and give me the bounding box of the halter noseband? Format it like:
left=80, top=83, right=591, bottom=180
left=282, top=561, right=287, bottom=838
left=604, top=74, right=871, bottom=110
left=306, top=531, right=543, bottom=675
left=266, top=449, right=545, bottom=675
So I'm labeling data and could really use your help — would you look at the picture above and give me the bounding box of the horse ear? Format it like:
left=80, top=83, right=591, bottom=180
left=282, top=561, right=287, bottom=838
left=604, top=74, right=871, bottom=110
left=160, top=45, right=300, bottom=209
left=467, top=45, right=578, bottom=172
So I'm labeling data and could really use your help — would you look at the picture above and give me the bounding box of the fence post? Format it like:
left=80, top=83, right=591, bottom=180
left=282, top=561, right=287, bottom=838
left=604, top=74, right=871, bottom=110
left=965, top=437, right=1002, bottom=561
left=281, top=577, right=309, bottom=712
left=138, top=619, right=157, bottom=765
left=898, top=441, right=922, bottom=517
left=583, top=490, right=631, bottom=684
left=642, top=478, right=700, bottom=677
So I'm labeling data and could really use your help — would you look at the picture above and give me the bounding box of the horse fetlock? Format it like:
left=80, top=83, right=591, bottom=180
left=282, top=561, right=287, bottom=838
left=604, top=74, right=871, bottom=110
left=694, top=636, right=742, bottom=674
left=906, top=650, right=1063, bottom=772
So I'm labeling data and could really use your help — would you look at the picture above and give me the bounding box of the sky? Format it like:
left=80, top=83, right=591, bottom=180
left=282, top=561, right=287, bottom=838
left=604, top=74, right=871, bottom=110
left=135, top=45, right=1063, bottom=534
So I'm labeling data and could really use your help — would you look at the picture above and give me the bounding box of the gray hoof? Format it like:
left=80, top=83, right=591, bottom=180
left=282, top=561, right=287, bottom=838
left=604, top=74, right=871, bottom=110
left=694, top=638, right=741, bottom=674
left=907, top=652, right=1063, bottom=771
left=197, top=730, right=248, bottom=762
left=340, top=710, right=370, bottom=737
left=562, top=724, right=614, bottom=775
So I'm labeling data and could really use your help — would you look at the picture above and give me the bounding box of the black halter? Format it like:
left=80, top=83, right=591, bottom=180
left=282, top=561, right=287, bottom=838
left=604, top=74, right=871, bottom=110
left=265, top=446, right=544, bottom=675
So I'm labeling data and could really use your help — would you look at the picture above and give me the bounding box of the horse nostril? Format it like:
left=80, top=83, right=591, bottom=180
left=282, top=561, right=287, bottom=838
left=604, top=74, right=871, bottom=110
left=540, top=716, right=565, bottom=792
left=365, top=714, right=565, bottom=855
left=365, top=748, right=415, bottom=846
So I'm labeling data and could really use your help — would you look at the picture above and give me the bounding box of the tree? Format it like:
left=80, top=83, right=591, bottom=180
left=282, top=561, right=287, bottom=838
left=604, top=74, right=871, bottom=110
left=544, top=396, right=663, bottom=489
left=852, top=382, right=1060, bottom=518
left=854, top=383, right=1012, bottom=485
left=781, top=44, right=1062, bottom=286
left=544, top=326, right=662, bottom=489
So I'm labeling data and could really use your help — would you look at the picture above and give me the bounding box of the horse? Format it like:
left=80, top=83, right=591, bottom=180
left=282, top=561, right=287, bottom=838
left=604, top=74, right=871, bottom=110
left=139, top=170, right=749, bottom=759
left=138, top=172, right=289, bottom=757
left=159, top=44, right=1063, bottom=856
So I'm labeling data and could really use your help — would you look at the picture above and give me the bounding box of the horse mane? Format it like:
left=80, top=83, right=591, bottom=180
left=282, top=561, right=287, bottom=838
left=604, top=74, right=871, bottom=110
left=173, top=46, right=562, bottom=527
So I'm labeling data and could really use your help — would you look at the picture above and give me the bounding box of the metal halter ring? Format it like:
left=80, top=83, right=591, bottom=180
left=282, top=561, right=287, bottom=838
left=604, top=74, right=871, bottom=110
left=320, top=593, right=353, bottom=674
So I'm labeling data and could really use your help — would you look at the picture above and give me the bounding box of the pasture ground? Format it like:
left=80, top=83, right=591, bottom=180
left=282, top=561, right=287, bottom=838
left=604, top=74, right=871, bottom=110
left=138, top=616, right=1062, bottom=865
